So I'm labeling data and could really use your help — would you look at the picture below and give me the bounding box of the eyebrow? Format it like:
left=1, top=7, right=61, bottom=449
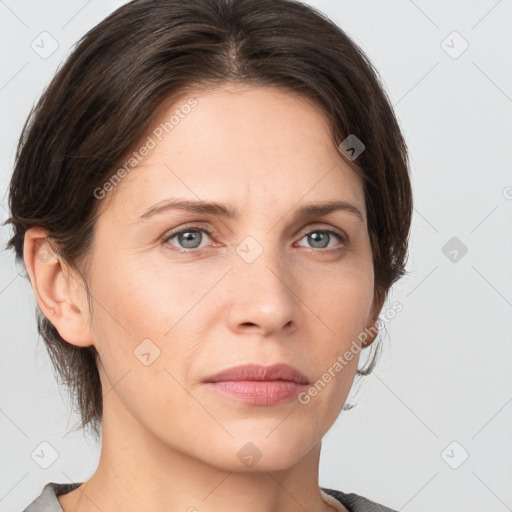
left=138, top=198, right=365, bottom=222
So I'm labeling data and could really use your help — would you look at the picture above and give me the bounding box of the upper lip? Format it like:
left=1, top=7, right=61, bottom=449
left=203, top=363, right=309, bottom=385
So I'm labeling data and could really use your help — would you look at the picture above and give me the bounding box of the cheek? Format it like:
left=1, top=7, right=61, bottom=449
left=333, top=272, right=375, bottom=338
left=299, top=262, right=374, bottom=410
left=87, top=250, right=224, bottom=382
left=306, top=255, right=375, bottom=341
left=86, top=255, right=196, bottom=420
left=89, top=249, right=192, bottom=338
left=298, top=255, right=375, bottom=408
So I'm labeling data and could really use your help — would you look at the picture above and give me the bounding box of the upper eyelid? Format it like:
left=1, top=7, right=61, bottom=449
left=163, top=223, right=347, bottom=246
left=165, top=221, right=347, bottom=237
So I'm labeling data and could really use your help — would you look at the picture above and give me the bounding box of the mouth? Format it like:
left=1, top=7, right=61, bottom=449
left=203, top=363, right=310, bottom=406
left=203, top=363, right=309, bottom=384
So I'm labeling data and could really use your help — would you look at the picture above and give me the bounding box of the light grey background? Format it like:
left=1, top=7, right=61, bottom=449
left=1, top=1, right=511, bottom=511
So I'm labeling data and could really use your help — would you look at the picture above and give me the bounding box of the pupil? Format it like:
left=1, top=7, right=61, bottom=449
left=309, top=231, right=328, bottom=248
left=180, top=231, right=201, bottom=248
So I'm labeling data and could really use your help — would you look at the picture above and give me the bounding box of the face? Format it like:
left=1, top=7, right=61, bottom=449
left=66, top=84, right=379, bottom=471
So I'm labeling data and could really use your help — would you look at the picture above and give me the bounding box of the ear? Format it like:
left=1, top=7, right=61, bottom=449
left=23, top=227, right=93, bottom=347
left=361, top=288, right=386, bottom=348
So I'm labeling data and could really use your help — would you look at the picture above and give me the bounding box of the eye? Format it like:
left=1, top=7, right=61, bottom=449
left=296, top=228, right=346, bottom=250
left=163, top=226, right=214, bottom=251
left=162, top=224, right=347, bottom=253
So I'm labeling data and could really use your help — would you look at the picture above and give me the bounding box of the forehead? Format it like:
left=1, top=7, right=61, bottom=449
left=97, top=84, right=365, bottom=222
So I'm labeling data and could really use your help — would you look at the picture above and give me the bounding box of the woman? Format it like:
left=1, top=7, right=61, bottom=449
left=6, top=0, right=412, bottom=511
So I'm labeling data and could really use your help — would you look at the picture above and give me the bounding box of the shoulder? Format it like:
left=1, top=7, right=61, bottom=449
left=23, top=482, right=83, bottom=512
left=321, top=487, right=398, bottom=512
left=23, top=482, right=396, bottom=512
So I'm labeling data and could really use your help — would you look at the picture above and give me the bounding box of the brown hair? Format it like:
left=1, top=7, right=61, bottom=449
left=5, top=0, right=412, bottom=439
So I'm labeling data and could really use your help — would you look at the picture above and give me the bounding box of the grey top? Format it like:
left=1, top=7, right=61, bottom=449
left=23, top=482, right=398, bottom=512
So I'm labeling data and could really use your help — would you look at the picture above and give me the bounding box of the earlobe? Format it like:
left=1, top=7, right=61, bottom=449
left=361, top=319, right=379, bottom=348
left=23, top=227, right=93, bottom=348
left=361, top=290, right=386, bottom=348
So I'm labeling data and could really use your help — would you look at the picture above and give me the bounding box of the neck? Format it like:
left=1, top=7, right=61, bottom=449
left=58, top=391, right=346, bottom=512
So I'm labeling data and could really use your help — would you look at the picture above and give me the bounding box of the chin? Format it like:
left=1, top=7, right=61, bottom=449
left=204, top=432, right=315, bottom=473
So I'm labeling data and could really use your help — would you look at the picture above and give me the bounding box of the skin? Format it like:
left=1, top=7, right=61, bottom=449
left=24, top=83, right=383, bottom=512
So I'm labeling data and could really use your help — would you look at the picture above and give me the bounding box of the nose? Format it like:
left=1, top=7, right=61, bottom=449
left=225, top=243, right=301, bottom=337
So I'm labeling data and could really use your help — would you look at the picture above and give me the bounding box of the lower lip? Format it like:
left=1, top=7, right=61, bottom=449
left=205, top=380, right=308, bottom=405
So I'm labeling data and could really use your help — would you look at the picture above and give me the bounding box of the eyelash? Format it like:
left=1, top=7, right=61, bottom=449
left=161, top=223, right=348, bottom=253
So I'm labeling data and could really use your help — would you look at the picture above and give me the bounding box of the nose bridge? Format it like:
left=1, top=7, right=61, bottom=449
left=227, top=232, right=300, bottom=332
left=235, top=232, right=290, bottom=293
